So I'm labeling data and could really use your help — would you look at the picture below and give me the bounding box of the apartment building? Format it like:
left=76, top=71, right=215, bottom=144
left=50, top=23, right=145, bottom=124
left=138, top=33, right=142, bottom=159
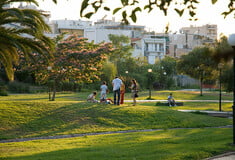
left=84, top=19, right=144, bottom=43
left=168, top=24, right=218, bottom=57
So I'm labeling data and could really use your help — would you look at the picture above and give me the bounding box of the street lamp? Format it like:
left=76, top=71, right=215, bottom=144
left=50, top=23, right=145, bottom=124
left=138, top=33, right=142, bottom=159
left=228, top=33, right=235, bottom=144
left=218, top=63, right=223, bottom=112
left=148, top=69, right=152, bottom=99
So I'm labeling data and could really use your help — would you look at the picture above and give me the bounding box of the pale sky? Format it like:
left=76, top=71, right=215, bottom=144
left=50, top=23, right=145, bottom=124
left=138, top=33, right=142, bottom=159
left=37, top=0, right=235, bottom=37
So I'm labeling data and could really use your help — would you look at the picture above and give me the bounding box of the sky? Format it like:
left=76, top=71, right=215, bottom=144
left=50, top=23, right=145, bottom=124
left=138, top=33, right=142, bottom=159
left=36, top=0, right=235, bottom=37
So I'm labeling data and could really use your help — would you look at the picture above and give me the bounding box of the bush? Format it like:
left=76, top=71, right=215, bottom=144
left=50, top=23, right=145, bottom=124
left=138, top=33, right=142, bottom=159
left=0, top=85, right=8, bottom=96
left=59, top=82, right=82, bottom=92
left=7, top=81, right=30, bottom=93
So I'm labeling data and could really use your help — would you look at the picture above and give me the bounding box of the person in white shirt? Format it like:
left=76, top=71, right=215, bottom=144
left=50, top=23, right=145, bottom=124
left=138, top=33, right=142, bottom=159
left=167, top=93, right=176, bottom=106
left=112, top=76, right=122, bottom=105
left=100, top=81, right=108, bottom=102
left=87, top=91, right=98, bottom=103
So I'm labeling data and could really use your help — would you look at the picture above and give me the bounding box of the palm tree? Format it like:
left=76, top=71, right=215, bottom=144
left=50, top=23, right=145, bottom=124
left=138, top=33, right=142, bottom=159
left=0, top=0, right=55, bottom=81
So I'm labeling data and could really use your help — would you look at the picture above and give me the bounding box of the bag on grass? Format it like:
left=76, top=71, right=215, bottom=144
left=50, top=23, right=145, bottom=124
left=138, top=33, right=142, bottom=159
left=134, top=93, right=138, bottom=97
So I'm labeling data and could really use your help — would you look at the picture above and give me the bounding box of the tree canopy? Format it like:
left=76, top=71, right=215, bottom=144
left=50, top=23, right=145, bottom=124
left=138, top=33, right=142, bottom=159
left=29, top=34, right=113, bottom=100
left=0, top=0, right=54, bottom=81
left=78, top=0, right=235, bottom=24
left=177, top=46, right=218, bottom=81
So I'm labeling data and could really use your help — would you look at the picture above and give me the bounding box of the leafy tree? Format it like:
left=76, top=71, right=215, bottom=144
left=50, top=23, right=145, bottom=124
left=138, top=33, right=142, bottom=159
left=100, top=61, right=117, bottom=87
left=79, top=0, right=235, bottom=24
left=158, top=56, right=177, bottom=89
left=108, top=34, right=133, bottom=63
left=177, top=46, right=218, bottom=95
left=0, top=0, right=54, bottom=81
left=221, top=64, right=233, bottom=92
left=213, top=35, right=234, bottom=63
left=213, top=35, right=234, bottom=92
left=108, top=34, right=133, bottom=78
left=31, top=34, right=114, bottom=101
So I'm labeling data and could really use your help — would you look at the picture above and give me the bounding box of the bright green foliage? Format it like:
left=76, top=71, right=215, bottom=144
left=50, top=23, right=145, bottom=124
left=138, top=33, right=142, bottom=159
left=108, top=34, right=133, bottom=63
left=0, top=0, right=54, bottom=81
left=100, top=61, right=117, bottom=85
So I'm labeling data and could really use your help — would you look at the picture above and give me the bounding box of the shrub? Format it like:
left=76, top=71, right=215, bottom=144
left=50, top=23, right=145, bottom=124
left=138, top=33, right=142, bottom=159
left=0, top=85, right=8, bottom=96
left=59, top=82, right=81, bottom=92
left=7, top=81, right=30, bottom=93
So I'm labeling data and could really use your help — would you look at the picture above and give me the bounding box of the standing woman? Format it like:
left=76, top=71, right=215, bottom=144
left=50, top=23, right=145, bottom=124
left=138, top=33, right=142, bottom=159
left=130, top=79, right=138, bottom=106
left=120, top=82, right=125, bottom=104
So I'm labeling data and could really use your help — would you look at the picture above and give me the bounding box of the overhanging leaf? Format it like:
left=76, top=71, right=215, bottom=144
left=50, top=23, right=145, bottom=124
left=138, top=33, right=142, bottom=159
left=175, top=8, right=184, bottom=16
left=130, top=12, right=137, bottom=22
left=211, top=0, right=218, bottom=4
left=113, top=7, right=122, bottom=14
left=80, top=0, right=89, bottom=16
left=84, top=12, right=94, bottom=19
left=104, top=7, right=110, bottom=11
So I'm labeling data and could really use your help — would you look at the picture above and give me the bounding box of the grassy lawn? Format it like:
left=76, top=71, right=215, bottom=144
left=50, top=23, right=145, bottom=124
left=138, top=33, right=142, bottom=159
left=140, top=90, right=233, bottom=101
left=0, top=101, right=232, bottom=140
left=0, top=128, right=234, bottom=160
left=172, top=102, right=233, bottom=112
left=0, top=90, right=234, bottom=159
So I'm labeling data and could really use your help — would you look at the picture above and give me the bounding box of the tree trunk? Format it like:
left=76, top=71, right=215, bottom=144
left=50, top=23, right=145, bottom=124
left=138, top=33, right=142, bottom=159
left=200, top=76, right=203, bottom=96
left=51, top=81, right=56, bottom=101
left=48, top=87, right=51, bottom=101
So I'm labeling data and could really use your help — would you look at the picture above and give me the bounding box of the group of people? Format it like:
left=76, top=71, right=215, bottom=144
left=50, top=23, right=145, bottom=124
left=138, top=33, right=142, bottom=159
left=87, top=76, right=138, bottom=106
left=87, top=76, right=177, bottom=107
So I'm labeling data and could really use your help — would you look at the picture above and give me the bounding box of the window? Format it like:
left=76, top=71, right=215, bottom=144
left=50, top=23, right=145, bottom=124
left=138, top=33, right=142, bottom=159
left=159, top=44, right=164, bottom=51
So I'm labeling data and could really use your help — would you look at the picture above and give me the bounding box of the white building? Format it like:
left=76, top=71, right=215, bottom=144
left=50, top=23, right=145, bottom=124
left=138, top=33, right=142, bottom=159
left=50, top=19, right=92, bottom=36
left=84, top=19, right=144, bottom=43
left=84, top=27, right=133, bottom=43
left=141, top=35, right=168, bottom=64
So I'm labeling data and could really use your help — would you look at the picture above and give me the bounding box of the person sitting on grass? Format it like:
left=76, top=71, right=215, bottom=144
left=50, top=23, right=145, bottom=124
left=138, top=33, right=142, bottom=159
left=87, top=91, right=98, bottom=103
left=167, top=93, right=176, bottom=107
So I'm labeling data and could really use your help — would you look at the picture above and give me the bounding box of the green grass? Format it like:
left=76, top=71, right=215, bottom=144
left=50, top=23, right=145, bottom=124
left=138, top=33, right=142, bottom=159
left=0, top=90, right=232, bottom=102
left=173, top=102, right=233, bottom=112
left=140, top=90, right=233, bottom=101
left=0, top=101, right=232, bottom=140
left=0, top=91, right=234, bottom=160
left=0, top=128, right=234, bottom=160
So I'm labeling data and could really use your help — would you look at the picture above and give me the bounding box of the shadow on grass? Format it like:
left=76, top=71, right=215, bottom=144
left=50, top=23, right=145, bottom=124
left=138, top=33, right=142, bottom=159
left=2, top=128, right=233, bottom=160
left=0, top=102, right=232, bottom=140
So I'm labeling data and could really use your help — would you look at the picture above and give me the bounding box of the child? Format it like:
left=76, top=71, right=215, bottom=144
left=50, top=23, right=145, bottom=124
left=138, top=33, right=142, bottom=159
left=87, top=91, right=98, bottom=103
left=100, top=81, right=108, bottom=103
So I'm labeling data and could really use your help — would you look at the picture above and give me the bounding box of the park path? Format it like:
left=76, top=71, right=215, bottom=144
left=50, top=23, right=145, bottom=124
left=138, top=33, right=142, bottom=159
left=125, top=99, right=233, bottom=103
left=0, top=125, right=232, bottom=143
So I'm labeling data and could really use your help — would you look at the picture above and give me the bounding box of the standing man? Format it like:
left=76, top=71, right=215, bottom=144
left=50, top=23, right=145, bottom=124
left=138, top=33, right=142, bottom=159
left=112, top=76, right=122, bottom=105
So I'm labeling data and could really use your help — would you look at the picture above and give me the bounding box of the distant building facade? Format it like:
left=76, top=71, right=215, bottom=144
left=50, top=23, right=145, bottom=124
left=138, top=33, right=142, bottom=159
left=14, top=3, right=218, bottom=64
left=168, top=24, right=218, bottom=57
left=84, top=19, right=144, bottom=43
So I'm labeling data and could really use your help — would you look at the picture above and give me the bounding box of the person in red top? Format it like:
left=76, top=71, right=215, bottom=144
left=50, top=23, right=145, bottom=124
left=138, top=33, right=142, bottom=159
left=120, top=82, right=125, bottom=104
